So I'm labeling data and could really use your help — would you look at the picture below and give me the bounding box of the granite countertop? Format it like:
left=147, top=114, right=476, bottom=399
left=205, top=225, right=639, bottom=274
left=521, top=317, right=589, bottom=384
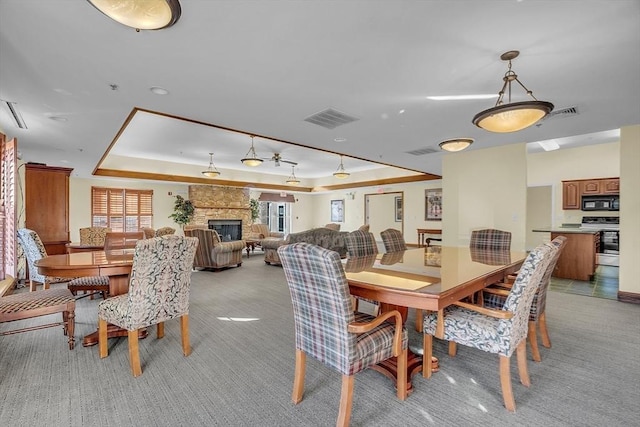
left=532, top=228, right=599, bottom=234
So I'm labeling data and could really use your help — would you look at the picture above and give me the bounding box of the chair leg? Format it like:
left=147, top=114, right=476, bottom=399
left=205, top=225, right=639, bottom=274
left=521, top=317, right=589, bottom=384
left=415, top=309, right=423, bottom=332
left=448, top=341, right=457, bottom=357
left=157, top=321, right=165, bottom=339
left=128, top=329, right=142, bottom=377
left=292, top=349, right=306, bottom=404
left=98, top=318, right=108, bottom=358
left=396, top=347, right=408, bottom=400
left=528, top=321, right=541, bottom=362
left=29, top=280, right=36, bottom=292
left=66, top=310, right=75, bottom=350
left=337, top=374, right=355, bottom=427
left=516, top=340, right=530, bottom=387
left=422, top=334, right=433, bottom=379
left=499, top=355, right=516, bottom=412
left=539, top=311, right=552, bottom=348
left=180, top=315, right=191, bottom=357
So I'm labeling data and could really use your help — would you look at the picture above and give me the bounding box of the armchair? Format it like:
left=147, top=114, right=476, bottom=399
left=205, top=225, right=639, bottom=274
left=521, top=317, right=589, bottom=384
left=184, top=228, right=244, bottom=270
left=248, top=223, right=284, bottom=240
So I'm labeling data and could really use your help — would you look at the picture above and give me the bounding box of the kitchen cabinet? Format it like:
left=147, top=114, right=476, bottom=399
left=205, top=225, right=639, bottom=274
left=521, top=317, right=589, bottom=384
left=601, top=178, right=620, bottom=194
left=562, top=181, right=581, bottom=209
left=562, top=177, right=619, bottom=210
left=551, top=231, right=599, bottom=281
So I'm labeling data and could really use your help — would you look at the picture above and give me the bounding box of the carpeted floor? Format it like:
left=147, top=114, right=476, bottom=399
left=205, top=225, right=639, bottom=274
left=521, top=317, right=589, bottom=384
left=1, top=253, right=639, bottom=426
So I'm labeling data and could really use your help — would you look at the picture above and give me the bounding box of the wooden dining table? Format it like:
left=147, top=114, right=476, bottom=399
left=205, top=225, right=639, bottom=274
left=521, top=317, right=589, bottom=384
left=344, top=246, right=527, bottom=393
left=35, top=249, right=144, bottom=346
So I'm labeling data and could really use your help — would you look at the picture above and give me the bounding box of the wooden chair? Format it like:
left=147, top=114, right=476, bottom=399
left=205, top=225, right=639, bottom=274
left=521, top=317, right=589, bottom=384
left=278, top=243, right=407, bottom=426
left=422, top=242, right=557, bottom=412
left=17, top=228, right=71, bottom=292
left=98, top=236, right=198, bottom=377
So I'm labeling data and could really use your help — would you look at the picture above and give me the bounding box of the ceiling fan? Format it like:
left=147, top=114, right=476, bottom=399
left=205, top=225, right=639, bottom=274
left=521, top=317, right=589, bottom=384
left=263, top=153, right=297, bottom=167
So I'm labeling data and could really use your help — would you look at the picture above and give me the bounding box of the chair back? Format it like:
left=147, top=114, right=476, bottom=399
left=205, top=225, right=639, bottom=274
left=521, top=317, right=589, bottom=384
left=79, top=227, right=111, bottom=245
left=345, top=230, right=378, bottom=257
left=532, top=236, right=567, bottom=318
left=470, top=229, right=512, bottom=251
left=250, top=223, right=269, bottom=238
left=358, top=224, right=370, bottom=232
left=278, top=243, right=356, bottom=374
left=141, top=227, right=156, bottom=239
left=324, top=223, right=341, bottom=231
left=104, top=231, right=144, bottom=251
left=155, top=227, right=176, bottom=237
left=17, top=228, right=48, bottom=283
left=121, top=236, right=198, bottom=330
left=380, top=228, right=407, bottom=252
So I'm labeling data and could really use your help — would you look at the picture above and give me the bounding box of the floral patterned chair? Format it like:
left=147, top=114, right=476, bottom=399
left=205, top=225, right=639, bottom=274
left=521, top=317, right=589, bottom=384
left=422, top=242, right=557, bottom=412
left=482, top=236, right=568, bottom=362
left=17, top=228, right=70, bottom=292
left=278, top=242, right=407, bottom=426
left=380, top=228, right=407, bottom=253
left=79, top=227, right=111, bottom=245
left=97, top=235, right=198, bottom=377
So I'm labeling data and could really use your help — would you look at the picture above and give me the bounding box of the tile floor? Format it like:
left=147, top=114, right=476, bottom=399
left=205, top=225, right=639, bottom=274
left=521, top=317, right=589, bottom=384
left=549, top=265, right=619, bottom=300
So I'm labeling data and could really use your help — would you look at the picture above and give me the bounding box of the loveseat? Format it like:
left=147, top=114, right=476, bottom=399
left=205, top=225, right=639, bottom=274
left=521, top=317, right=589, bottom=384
left=184, top=228, right=245, bottom=270
left=261, top=227, right=348, bottom=266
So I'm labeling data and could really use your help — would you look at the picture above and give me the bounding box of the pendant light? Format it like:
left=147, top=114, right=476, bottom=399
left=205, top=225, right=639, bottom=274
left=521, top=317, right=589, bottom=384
left=241, top=136, right=264, bottom=167
left=286, top=166, right=300, bottom=185
left=201, top=152, right=220, bottom=178
left=87, top=0, right=182, bottom=31
left=472, top=50, right=554, bottom=133
left=333, top=155, right=350, bottom=179
left=439, top=138, right=474, bottom=152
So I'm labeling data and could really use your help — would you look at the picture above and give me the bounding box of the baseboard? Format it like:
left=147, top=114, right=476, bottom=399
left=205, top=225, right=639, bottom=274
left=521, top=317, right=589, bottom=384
left=0, top=275, right=17, bottom=297
left=617, top=291, right=640, bottom=304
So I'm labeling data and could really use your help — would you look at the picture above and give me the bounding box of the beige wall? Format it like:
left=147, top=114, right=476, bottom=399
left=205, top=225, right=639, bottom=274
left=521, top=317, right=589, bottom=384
left=619, top=125, right=639, bottom=294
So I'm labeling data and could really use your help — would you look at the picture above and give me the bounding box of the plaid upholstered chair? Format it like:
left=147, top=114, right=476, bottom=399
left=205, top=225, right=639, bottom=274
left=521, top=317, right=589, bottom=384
left=380, top=228, right=407, bottom=253
left=483, top=236, right=567, bottom=362
left=345, top=229, right=380, bottom=314
left=17, top=228, right=70, bottom=292
left=97, top=236, right=198, bottom=377
left=470, top=229, right=512, bottom=250
left=422, top=242, right=557, bottom=412
left=79, top=227, right=111, bottom=245
left=278, top=243, right=407, bottom=426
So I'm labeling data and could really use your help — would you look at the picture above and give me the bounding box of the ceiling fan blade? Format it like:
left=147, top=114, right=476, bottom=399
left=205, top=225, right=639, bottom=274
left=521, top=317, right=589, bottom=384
left=282, top=159, right=298, bottom=166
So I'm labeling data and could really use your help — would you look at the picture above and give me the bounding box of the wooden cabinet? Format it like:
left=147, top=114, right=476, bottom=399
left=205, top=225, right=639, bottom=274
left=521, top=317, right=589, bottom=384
left=551, top=231, right=599, bottom=281
left=562, top=177, right=619, bottom=209
left=25, top=164, right=73, bottom=255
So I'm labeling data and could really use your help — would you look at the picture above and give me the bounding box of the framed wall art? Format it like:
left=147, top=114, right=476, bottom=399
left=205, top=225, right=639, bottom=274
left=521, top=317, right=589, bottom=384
left=331, top=199, right=344, bottom=222
left=425, top=188, right=442, bottom=221
left=395, top=196, right=403, bottom=222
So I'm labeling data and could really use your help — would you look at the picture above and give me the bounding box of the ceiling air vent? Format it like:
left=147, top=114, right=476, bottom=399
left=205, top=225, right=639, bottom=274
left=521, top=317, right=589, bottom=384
left=536, top=106, right=579, bottom=127
left=405, top=147, right=439, bottom=156
left=304, top=108, right=359, bottom=130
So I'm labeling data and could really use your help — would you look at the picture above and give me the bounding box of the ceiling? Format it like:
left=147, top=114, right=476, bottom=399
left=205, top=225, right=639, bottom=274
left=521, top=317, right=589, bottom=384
left=1, top=1, right=638, bottom=188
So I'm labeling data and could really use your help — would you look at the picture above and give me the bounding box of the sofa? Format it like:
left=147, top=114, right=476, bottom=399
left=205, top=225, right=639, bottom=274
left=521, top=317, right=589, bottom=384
left=184, top=228, right=245, bottom=270
left=261, top=227, right=348, bottom=266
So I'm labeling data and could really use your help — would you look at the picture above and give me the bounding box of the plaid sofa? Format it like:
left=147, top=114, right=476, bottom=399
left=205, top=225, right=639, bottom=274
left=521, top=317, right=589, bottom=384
left=261, top=227, right=349, bottom=266
left=184, top=228, right=245, bottom=270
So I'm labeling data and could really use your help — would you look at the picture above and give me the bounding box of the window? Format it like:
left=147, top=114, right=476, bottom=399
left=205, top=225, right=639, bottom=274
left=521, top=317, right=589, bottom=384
left=92, top=187, right=153, bottom=232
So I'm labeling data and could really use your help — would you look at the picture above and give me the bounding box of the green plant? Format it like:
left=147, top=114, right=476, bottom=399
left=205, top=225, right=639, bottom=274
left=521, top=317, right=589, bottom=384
left=250, top=198, right=260, bottom=223
left=169, top=195, right=195, bottom=226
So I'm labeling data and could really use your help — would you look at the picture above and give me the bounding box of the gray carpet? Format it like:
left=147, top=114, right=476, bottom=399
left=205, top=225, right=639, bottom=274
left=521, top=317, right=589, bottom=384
left=1, top=253, right=639, bottom=427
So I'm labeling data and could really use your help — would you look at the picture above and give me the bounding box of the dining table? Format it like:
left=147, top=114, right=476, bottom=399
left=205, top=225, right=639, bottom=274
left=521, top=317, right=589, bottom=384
left=344, top=245, right=527, bottom=393
left=35, top=249, right=145, bottom=347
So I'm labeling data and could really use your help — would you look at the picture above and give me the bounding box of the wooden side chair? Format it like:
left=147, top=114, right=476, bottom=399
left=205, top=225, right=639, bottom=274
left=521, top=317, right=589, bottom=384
left=97, top=235, right=198, bottom=377
left=422, top=242, right=557, bottom=412
left=380, top=228, right=407, bottom=253
left=278, top=243, right=407, bottom=426
left=17, top=228, right=70, bottom=292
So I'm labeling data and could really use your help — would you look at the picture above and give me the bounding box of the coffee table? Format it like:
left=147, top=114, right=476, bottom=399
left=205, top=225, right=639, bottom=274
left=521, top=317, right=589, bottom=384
left=245, top=239, right=260, bottom=257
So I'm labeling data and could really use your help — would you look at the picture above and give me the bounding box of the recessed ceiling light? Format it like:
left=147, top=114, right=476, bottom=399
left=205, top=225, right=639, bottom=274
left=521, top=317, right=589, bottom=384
left=537, top=140, right=560, bottom=151
left=49, top=116, right=68, bottom=122
left=334, top=137, right=347, bottom=142
left=427, top=94, right=498, bottom=101
left=150, top=86, right=169, bottom=95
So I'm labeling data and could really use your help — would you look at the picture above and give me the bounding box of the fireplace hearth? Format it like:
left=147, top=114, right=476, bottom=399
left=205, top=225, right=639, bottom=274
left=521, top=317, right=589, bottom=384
left=208, top=219, right=242, bottom=242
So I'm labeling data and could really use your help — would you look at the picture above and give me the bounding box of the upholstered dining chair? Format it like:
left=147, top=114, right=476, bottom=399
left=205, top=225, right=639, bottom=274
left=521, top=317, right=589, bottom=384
left=470, top=228, right=512, bottom=251
left=79, top=226, right=111, bottom=246
left=345, top=229, right=380, bottom=314
left=380, top=228, right=407, bottom=253
left=483, top=236, right=567, bottom=362
left=154, top=226, right=176, bottom=237
left=278, top=243, right=407, bottom=426
left=422, top=242, right=556, bottom=412
left=141, top=227, right=156, bottom=239
left=97, top=235, right=198, bottom=377
left=17, top=228, right=70, bottom=292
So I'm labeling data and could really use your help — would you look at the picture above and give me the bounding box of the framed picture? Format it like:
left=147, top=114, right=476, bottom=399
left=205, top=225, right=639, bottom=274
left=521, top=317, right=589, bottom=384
left=425, top=188, right=442, bottom=221
left=395, top=196, right=403, bottom=222
left=331, top=199, right=344, bottom=222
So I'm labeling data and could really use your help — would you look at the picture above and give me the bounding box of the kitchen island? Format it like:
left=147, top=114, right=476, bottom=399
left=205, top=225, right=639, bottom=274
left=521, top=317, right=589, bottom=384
left=533, top=228, right=600, bottom=281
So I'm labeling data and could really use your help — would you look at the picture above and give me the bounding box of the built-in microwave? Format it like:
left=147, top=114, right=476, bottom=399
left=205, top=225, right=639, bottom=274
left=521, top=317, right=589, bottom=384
left=581, top=195, right=620, bottom=211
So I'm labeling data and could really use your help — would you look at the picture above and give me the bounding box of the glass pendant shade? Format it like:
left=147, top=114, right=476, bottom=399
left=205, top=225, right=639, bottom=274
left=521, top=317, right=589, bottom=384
left=87, top=0, right=181, bottom=30
left=201, top=153, right=220, bottom=178
left=333, top=156, right=350, bottom=179
left=241, top=136, right=264, bottom=167
left=439, top=138, right=474, bottom=152
left=286, top=166, right=300, bottom=185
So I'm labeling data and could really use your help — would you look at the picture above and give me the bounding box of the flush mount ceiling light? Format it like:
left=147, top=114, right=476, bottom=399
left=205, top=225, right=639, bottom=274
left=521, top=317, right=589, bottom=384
left=333, top=155, right=350, bottom=179
left=286, top=166, right=300, bottom=185
left=201, top=152, right=220, bottom=178
left=439, top=138, right=474, bottom=152
left=241, top=136, right=264, bottom=167
left=87, top=0, right=181, bottom=31
left=472, top=50, right=554, bottom=133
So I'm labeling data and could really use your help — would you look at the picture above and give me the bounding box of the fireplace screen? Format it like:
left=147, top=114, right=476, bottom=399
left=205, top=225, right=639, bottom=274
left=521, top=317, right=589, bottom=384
left=208, top=219, right=242, bottom=241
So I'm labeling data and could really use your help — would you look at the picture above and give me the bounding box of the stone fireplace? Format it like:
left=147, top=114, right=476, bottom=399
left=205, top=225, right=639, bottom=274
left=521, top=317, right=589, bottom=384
left=188, top=185, right=252, bottom=239
left=208, top=219, right=242, bottom=241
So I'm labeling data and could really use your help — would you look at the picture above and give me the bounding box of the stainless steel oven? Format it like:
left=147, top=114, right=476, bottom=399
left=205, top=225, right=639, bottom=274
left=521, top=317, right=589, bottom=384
left=580, top=216, right=619, bottom=266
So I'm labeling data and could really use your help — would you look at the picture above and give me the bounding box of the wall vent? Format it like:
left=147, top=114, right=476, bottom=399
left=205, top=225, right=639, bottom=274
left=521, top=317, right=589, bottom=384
left=405, top=147, right=439, bottom=156
left=304, top=108, right=359, bottom=130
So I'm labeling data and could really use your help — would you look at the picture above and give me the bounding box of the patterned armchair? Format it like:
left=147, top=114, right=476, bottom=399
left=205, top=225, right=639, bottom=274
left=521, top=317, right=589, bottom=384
left=154, top=227, right=176, bottom=237
left=422, top=242, right=557, bottom=412
left=248, top=223, right=284, bottom=240
left=79, top=227, right=111, bottom=245
left=262, top=227, right=349, bottom=266
left=17, top=228, right=70, bottom=291
left=278, top=243, right=407, bottom=426
left=470, top=229, right=512, bottom=250
left=483, top=236, right=567, bottom=362
left=184, top=228, right=244, bottom=270
left=97, top=236, right=198, bottom=377
left=380, top=228, right=407, bottom=253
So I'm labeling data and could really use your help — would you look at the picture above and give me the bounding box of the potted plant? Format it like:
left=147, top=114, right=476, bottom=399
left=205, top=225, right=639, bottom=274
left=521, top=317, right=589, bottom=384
left=169, top=195, right=195, bottom=228
left=250, top=198, right=260, bottom=224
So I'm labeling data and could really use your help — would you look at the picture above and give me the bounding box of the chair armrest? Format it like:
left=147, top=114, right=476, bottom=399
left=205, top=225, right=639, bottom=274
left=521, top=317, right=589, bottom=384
left=348, top=310, right=404, bottom=356
left=214, top=240, right=246, bottom=253
left=269, top=232, right=285, bottom=238
left=453, top=301, right=513, bottom=319
left=483, top=287, right=510, bottom=297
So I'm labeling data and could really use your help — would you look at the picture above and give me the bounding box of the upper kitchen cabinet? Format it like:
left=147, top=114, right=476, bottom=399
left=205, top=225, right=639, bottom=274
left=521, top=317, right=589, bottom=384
left=562, top=181, right=581, bottom=209
left=601, top=178, right=620, bottom=194
left=562, top=177, right=620, bottom=210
